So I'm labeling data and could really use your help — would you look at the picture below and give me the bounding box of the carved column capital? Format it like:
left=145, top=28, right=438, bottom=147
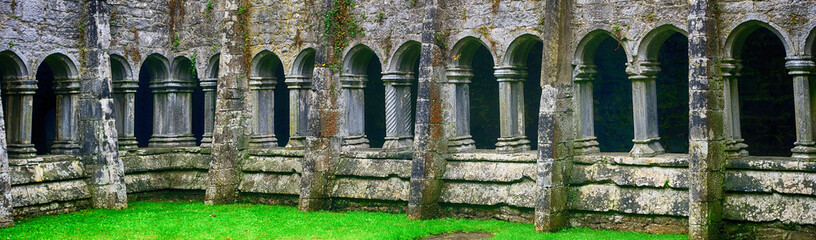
left=284, top=75, right=313, bottom=89
left=340, top=74, right=367, bottom=89
left=150, top=78, right=196, bottom=93
left=494, top=66, right=527, bottom=83
left=382, top=71, right=414, bottom=86
left=572, top=64, right=596, bottom=82
left=626, top=60, right=660, bottom=81
left=785, top=56, right=815, bottom=76
left=200, top=78, right=218, bottom=91
left=113, top=78, right=138, bottom=94
left=248, top=76, right=277, bottom=90
left=445, top=67, right=473, bottom=84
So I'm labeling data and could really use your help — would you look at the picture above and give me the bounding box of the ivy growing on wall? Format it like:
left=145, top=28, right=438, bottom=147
left=169, top=0, right=186, bottom=47
left=323, top=0, right=363, bottom=71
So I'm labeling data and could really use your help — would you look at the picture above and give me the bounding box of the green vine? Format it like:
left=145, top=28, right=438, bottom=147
left=205, top=1, right=214, bottom=18
left=168, top=0, right=186, bottom=47
left=189, top=50, right=198, bottom=76
left=323, top=0, right=363, bottom=71
left=11, top=0, right=18, bottom=14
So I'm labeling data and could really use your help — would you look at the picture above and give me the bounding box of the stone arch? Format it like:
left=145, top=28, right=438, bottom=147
left=380, top=41, right=421, bottom=150
left=284, top=48, right=316, bottom=149
left=502, top=34, right=543, bottom=67
left=724, top=20, right=793, bottom=59
left=636, top=24, right=688, bottom=61
left=110, top=54, right=138, bottom=149
left=135, top=54, right=170, bottom=147
left=40, top=53, right=79, bottom=79
left=291, top=48, right=316, bottom=76
left=449, top=36, right=494, bottom=68
left=170, top=56, right=197, bottom=82
left=496, top=34, right=544, bottom=151
left=0, top=50, right=34, bottom=158
left=198, top=54, right=220, bottom=147
left=248, top=50, right=288, bottom=148
left=205, top=54, right=220, bottom=79
left=340, top=44, right=385, bottom=149
left=574, top=29, right=627, bottom=65
left=806, top=26, right=816, bottom=57
left=33, top=53, right=80, bottom=155
left=141, top=54, right=170, bottom=82
left=387, top=41, right=421, bottom=72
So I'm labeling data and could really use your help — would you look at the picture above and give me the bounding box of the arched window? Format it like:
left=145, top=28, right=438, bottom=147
left=111, top=54, right=138, bottom=150
left=35, top=54, right=80, bottom=155
left=382, top=41, right=420, bottom=150
left=285, top=49, right=315, bottom=149
left=501, top=35, right=544, bottom=152
left=136, top=54, right=167, bottom=147
left=0, top=51, right=33, bottom=158
left=340, top=45, right=385, bottom=150
left=249, top=51, right=289, bottom=148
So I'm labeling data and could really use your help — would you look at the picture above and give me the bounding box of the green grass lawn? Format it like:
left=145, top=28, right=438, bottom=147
left=0, top=201, right=687, bottom=240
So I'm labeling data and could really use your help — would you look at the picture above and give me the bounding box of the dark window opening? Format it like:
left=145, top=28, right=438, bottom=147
left=192, top=76, right=205, bottom=146
left=471, top=46, right=500, bottom=149
left=274, top=63, right=289, bottom=147
left=365, top=56, right=386, bottom=148
left=33, top=64, right=56, bottom=155
left=525, top=42, right=543, bottom=150
left=594, top=37, right=634, bottom=152
left=656, top=33, right=690, bottom=153
left=739, top=28, right=794, bottom=157
left=135, top=64, right=155, bottom=147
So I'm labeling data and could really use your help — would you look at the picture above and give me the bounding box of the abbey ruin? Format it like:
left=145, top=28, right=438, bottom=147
left=0, top=0, right=815, bottom=239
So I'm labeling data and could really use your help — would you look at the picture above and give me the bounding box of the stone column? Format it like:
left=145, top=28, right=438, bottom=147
left=721, top=59, right=748, bottom=158
left=2, top=77, right=36, bottom=158
left=340, top=74, right=369, bottom=150
left=443, top=67, right=475, bottom=152
left=248, top=76, right=277, bottom=148
left=382, top=71, right=414, bottom=150
left=200, top=78, right=217, bottom=147
left=495, top=66, right=530, bottom=152
left=52, top=77, right=81, bottom=154
left=285, top=75, right=311, bottom=149
left=113, top=78, right=138, bottom=150
left=787, top=57, right=816, bottom=160
left=0, top=79, right=13, bottom=228
left=688, top=0, right=725, bottom=238
left=627, top=61, right=664, bottom=157
left=572, top=64, right=599, bottom=154
left=149, top=78, right=196, bottom=147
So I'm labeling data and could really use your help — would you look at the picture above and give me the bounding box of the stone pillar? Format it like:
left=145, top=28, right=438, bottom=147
left=79, top=0, right=127, bottom=209
left=0, top=80, right=13, bottom=228
left=340, top=74, right=369, bottom=150
left=721, top=59, right=748, bottom=158
left=382, top=71, right=414, bottom=150
left=443, top=67, right=475, bottom=152
left=52, top=77, right=81, bottom=154
left=627, top=61, right=664, bottom=157
left=285, top=75, right=311, bottom=149
left=248, top=76, right=278, bottom=148
left=688, top=0, right=725, bottom=238
left=113, top=78, right=138, bottom=150
left=787, top=57, right=816, bottom=160
left=149, top=78, right=196, bottom=147
left=2, top=77, right=36, bottom=158
left=495, top=66, right=530, bottom=152
left=200, top=78, right=217, bottom=147
left=572, top=64, right=599, bottom=154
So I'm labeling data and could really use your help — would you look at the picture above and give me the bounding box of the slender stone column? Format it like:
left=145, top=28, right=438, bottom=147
left=248, top=76, right=277, bottom=148
left=572, top=64, right=599, bottom=154
left=382, top=71, right=414, bottom=150
left=113, top=78, right=138, bottom=150
left=200, top=78, right=217, bottom=147
left=495, top=66, right=530, bottom=152
left=52, top=77, right=81, bottom=154
left=285, top=75, right=311, bottom=149
left=340, top=74, right=369, bottom=150
left=2, top=77, right=36, bottom=158
left=787, top=56, right=816, bottom=160
left=722, top=59, right=748, bottom=158
left=627, top=61, right=664, bottom=157
left=149, top=78, right=196, bottom=147
left=443, top=67, right=475, bottom=152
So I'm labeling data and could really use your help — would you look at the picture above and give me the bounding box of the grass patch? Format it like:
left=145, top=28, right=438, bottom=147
left=0, top=201, right=687, bottom=239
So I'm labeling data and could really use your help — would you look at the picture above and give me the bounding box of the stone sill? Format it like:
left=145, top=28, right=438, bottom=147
left=341, top=149, right=413, bottom=160
left=726, top=156, right=816, bottom=172
left=9, top=154, right=80, bottom=166
left=245, top=148, right=305, bottom=157
left=121, top=146, right=206, bottom=156
left=446, top=150, right=537, bottom=162
left=573, top=152, right=689, bottom=167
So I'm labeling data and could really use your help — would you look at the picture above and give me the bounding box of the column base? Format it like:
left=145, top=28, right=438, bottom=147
left=496, top=136, right=531, bottom=153
left=630, top=138, right=665, bottom=157
left=573, top=137, right=599, bottom=155
left=383, top=136, right=413, bottom=151
left=51, top=140, right=80, bottom=155
left=248, top=134, right=278, bottom=148
left=725, top=139, right=749, bottom=159
left=447, top=135, right=475, bottom=152
left=118, top=137, right=139, bottom=150
left=285, top=136, right=307, bottom=149
left=342, top=135, right=369, bottom=151
left=792, top=141, right=816, bottom=161
left=149, top=135, right=197, bottom=148
left=200, top=134, right=213, bottom=148
left=7, top=143, right=36, bottom=159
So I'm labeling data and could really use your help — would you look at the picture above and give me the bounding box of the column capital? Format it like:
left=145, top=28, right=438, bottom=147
left=150, top=78, right=196, bottom=93
left=200, top=78, right=218, bottom=90
left=249, top=76, right=277, bottom=90
left=113, top=78, right=139, bottom=93
left=445, top=67, right=473, bottom=84
left=572, top=64, right=596, bottom=82
left=494, top=66, right=528, bottom=82
left=285, top=75, right=313, bottom=89
left=54, top=77, right=81, bottom=94
left=721, top=58, right=743, bottom=78
left=625, top=60, right=660, bottom=80
left=382, top=71, right=414, bottom=86
left=340, top=74, right=367, bottom=89
left=785, top=56, right=816, bottom=75
left=2, top=76, right=37, bottom=94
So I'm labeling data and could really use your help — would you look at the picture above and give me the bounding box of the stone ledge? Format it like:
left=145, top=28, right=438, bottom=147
left=245, top=148, right=306, bottom=157
left=122, top=146, right=204, bottom=156
left=573, top=153, right=689, bottom=167
left=8, top=155, right=80, bottom=166
left=10, top=160, right=85, bottom=185
left=446, top=150, right=537, bottom=162
left=242, top=155, right=303, bottom=173
left=336, top=157, right=411, bottom=178
left=122, top=152, right=211, bottom=173
left=440, top=180, right=536, bottom=208
left=11, top=180, right=90, bottom=208
left=725, top=170, right=816, bottom=196
left=724, top=193, right=816, bottom=225
left=239, top=173, right=301, bottom=195
left=443, top=161, right=536, bottom=182
left=331, top=177, right=409, bottom=201
left=727, top=156, right=816, bottom=172
left=569, top=212, right=688, bottom=234
left=340, top=149, right=413, bottom=159
left=568, top=184, right=688, bottom=217
left=125, top=171, right=209, bottom=193
left=570, top=163, right=689, bottom=189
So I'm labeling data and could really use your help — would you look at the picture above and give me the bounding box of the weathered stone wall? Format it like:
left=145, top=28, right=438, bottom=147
left=3, top=0, right=816, bottom=239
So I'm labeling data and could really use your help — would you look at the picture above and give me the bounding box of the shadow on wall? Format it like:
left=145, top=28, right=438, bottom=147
left=593, top=37, right=633, bottom=152
left=33, top=63, right=56, bottom=155
left=656, top=33, right=689, bottom=154
left=471, top=45, right=500, bottom=149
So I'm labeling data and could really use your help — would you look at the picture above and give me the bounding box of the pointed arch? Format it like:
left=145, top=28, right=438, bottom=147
left=291, top=48, right=316, bottom=77
left=205, top=53, right=220, bottom=79
left=343, top=44, right=379, bottom=75
left=636, top=24, right=688, bottom=61
left=250, top=50, right=284, bottom=78
left=725, top=20, right=792, bottom=59
left=574, top=30, right=626, bottom=65
left=503, top=34, right=543, bottom=67
left=387, top=41, right=421, bottom=72
left=0, top=50, right=28, bottom=80
left=449, top=36, right=493, bottom=68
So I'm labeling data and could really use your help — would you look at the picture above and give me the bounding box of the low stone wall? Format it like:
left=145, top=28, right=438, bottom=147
left=8, top=155, right=90, bottom=218
left=121, top=148, right=211, bottom=194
